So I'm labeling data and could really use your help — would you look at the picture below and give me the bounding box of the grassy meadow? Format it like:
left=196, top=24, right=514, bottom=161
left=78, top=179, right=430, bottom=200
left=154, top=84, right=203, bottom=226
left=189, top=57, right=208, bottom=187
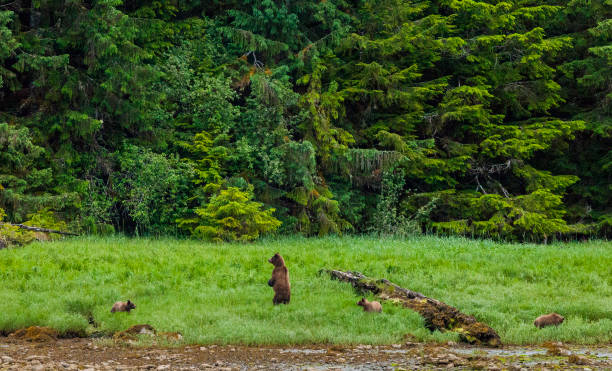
left=0, top=235, right=611, bottom=345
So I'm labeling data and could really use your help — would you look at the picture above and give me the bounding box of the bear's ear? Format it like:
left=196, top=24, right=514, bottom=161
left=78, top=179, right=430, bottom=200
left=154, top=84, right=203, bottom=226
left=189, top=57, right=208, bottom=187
left=127, top=300, right=132, bottom=304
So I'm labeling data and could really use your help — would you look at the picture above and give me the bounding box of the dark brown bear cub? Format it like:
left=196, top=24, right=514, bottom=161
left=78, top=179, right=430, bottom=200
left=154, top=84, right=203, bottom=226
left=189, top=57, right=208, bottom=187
left=268, top=253, right=290, bottom=305
left=111, top=300, right=136, bottom=313
left=534, top=313, right=564, bottom=328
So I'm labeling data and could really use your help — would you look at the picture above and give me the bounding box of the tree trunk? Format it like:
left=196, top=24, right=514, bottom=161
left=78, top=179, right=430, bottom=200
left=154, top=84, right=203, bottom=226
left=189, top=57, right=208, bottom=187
left=321, top=269, right=501, bottom=347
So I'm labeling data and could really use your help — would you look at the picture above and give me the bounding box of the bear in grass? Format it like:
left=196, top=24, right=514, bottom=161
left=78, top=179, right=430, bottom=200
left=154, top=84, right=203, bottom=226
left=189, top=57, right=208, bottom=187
left=268, top=253, right=290, bottom=305
left=534, top=313, right=564, bottom=328
left=111, top=300, right=136, bottom=313
left=357, top=297, right=382, bottom=313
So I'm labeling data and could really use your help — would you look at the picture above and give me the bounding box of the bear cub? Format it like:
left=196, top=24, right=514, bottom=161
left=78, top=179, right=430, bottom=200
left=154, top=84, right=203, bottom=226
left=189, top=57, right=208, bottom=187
left=533, top=313, right=564, bottom=328
left=111, top=300, right=136, bottom=313
left=268, top=253, right=290, bottom=305
left=357, top=298, right=382, bottom=313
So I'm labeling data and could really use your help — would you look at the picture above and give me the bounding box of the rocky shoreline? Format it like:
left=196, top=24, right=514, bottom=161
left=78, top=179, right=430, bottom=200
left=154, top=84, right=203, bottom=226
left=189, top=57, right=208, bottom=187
left=0, top=335, right=611, bottom=370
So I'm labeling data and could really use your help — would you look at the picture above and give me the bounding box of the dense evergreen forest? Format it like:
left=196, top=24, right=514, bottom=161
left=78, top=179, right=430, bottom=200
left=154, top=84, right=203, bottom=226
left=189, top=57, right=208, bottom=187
left=0, top=0, right=610, bottom=243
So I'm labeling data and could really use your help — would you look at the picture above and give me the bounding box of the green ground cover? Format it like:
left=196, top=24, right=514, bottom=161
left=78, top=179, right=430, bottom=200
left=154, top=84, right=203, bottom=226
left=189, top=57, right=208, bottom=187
left=0, top=236, right=610, bottom=345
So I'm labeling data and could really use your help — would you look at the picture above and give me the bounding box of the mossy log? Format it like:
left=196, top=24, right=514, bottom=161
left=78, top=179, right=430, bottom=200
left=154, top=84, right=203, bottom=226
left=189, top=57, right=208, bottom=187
left=0, top=223, right=79, bottom=236
left=323, top=269, right=501, bottom=347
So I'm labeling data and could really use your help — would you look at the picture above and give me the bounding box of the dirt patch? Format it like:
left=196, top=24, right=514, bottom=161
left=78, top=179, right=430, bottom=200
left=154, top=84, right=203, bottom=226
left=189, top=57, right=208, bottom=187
left=9, top=326, right=58, bottom=342
left=113, top=325, right=185, bottom=345
left=114, top=324, right=157, bottom=342
left=159, top=332, right=183, bottom=342
left=59, top=329, right=88, bottom=339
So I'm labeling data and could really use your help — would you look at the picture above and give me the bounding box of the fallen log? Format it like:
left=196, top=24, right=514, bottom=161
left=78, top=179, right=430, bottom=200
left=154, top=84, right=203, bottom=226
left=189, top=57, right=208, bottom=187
left=0, top=223, right=79, bottom=236
left=322, top=269, right=501, bottom=347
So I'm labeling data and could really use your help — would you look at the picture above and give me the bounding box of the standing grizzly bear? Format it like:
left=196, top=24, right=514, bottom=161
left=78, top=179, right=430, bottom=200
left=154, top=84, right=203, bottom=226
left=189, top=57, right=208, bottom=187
left=357, top=298, right=382, bottom=313
left=534, top=313, right=564, bottom=328
left=268, top=253, right=290, bottom=305
left=111, top=300, right=136, bottom=313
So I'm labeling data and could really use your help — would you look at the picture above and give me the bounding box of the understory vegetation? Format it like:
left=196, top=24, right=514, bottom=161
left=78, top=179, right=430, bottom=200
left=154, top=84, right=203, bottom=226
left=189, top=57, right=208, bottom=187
left=0, top=236, right=610, bottom=345
left=0, top=0, right=611, bottom=243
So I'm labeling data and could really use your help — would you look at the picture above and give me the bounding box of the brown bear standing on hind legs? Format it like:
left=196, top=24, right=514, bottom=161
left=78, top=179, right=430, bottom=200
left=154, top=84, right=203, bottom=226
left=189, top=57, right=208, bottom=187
left=268, top=253, right=290, bottom=304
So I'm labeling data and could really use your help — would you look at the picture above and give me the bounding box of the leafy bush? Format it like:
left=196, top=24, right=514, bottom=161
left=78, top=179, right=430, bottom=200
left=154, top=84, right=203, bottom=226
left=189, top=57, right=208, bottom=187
left=370, top=169, right=438, bottom=237
left=79, top=178, right=115, bottom=235
left=433, top=190, right=578, bottom=242
left=0, top=208, right=20, bottom=248
left=0, top=123, right=77, bottom=221
left=188, top=185, right=281, bottom=242
left=0, top=208, right=68, bottom=247
left=111, top=145, right=196, bottom=236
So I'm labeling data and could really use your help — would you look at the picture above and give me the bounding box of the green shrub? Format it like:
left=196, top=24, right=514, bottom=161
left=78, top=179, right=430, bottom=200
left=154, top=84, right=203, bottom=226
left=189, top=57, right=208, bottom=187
left=190, top=185, right=281, bottom=242
left=0, top=207, right=21, bottom=248
left=112, top=145, right=196, bottom=236
left=370, top=169, right=437, bottom=237
left=0, top=208, right=68, bottom=247
left=433, top=189, right=578, bottom=242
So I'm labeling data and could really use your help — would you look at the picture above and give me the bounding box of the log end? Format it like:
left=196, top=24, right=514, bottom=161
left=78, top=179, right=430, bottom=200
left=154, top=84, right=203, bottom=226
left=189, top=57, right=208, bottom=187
left=456, top=322, right=502, bottom=347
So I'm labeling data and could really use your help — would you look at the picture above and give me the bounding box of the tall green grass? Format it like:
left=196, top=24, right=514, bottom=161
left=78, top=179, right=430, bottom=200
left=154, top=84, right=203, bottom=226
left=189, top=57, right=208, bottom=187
left=0, top=235, right=610, bottom=345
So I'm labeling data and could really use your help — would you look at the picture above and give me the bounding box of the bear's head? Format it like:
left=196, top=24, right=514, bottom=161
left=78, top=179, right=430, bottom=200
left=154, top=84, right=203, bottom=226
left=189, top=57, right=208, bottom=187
left=126, top=300, right=136, bottom=311
left=268, top=253, right=285, bottom=266
left=357, top=298, right=367, bottom=307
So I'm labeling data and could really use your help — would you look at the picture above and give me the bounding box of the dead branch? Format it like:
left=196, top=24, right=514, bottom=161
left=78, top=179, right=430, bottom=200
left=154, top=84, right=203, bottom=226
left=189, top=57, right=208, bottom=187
left=0, top=223, right=79, bottom=236
left=469, top=160, right=515, bottom=176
